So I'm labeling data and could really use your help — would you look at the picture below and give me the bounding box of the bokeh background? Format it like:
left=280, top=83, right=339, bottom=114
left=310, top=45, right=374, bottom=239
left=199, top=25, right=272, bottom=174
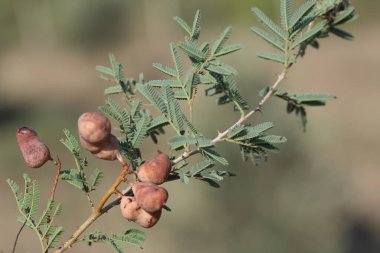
left=1, top=0, right=379, bottom=252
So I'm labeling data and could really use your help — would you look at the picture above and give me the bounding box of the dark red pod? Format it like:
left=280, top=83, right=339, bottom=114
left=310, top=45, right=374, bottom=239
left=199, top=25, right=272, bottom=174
left=78, top=112, right=111, bottom=145
left=120, top=196, right=162, bottom=228
left=91, top=134, right=121, bottom=161
left=132, top=182, right=168, bottom=213
left=136, top=152, right=171, bottom=185
left=16, top=127, right=51, bottom=168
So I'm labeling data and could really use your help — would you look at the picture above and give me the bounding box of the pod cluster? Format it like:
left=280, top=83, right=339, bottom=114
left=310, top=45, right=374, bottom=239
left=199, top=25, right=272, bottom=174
left=120, top=153, right=171, bottom=228
left=78, top=112, right=121, bottom=161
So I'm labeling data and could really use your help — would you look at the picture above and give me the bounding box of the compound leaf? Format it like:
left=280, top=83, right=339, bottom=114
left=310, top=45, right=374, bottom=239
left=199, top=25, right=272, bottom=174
left=252, top=7, right=287, bottom=40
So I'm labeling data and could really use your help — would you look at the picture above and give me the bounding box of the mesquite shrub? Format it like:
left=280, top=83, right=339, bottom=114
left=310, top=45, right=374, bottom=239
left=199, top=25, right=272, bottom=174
left=7, top=1, right=357, bottom=252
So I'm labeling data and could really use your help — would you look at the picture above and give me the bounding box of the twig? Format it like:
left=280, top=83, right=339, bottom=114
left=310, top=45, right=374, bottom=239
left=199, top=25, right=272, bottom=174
left=11, top=220, right=27, bottom=253
left=53, top=156, right=131, bottom=253
left=50, top=158, right=62, bottom=201
left=172, top=69, right=288, bottom=165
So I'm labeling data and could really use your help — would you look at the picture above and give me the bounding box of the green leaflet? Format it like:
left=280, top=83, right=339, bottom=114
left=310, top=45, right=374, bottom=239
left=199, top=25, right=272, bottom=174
left=227, top=124, right=246, bottom=139
left=251, top=27, right=285, bottom=51
left=168, top=135, right=197, bottom=150
left=96, top=53, right=136, bottom=97
left=189, top=159, right=215, bottom=176
left=7, top=174, right=64, bottom=251
left=173, top=16, right=192, bottom=35
left=214, top=44, right=242, bottom=57
left=289, top=0, right=317, bottom=29
left=152, top=63, right=177, bottom=78
left=89, top=168, right=103, bottom=191
left=251, top=122, right=275, bottom=133
left=280, top=0, right=292, bottom=31
left=136, top=83, right=166, bottom=113
left=84, top=229, right=146, bottom=252
left=266, top=87, right=336, bottom=131
left=46, top=226, right=64, bottom=249
left=161, top=85, right=185, bottom=134
left=212, top=26, right=232, bottom=55
left=330, top=27, right=354, bottom=41
left=291, top=20, right=327, bottom=49
left=131, top=115, right=150, bottom=148
left=201, top=147, right=229, bottom=166
left=199, top=72, right=217, bottom=84
left=206, top=63, right=237, bottom=76
left=251, top=7, right=287, bottom=40
left=257, top=51, right=295, bottom=64
left=333, top=6, right=356, bottom=25
left=59, top=169, right=87, bottom=191
left=179, top=171, right=190, bottom=184
left=179, top=40, right=206, bottom=61
left=104, top=85, right=123, bottom=95
left=191, top=10, right=202, bottom=40
left=200, top=170, right=235, bottom=182
left=170, top=43, right=184, bottom=78
left=253, top=135, right=288, bottom=144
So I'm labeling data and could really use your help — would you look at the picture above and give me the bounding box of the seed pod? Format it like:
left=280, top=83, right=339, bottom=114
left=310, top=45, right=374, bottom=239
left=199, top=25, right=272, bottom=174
left=91, top=134, right=121, bottom=161
left=78, top=112, right=111, bottom=145
left=134, top=209, right=161, bottom=228
left=79, top=135, right=102, bottom=153
left=137, top=152, right=171, bottom=184
left=132, top=182, right=168, bottom=213
left=120, top=196, right=140, bottom=221
left=16, top=127, right=52, bottom=168
left=120, top=196, right=162, bottom=228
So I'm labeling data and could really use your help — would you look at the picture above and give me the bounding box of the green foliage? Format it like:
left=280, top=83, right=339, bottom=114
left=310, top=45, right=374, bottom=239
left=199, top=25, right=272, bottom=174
left=96, top=53, right=136, bottom=97
left=224, top=122, right=287, bottom=165
left=59, top=129, right=103, bottom=194
left=84, top=229, right=146, bottom=253
left=60, top=129, right=87, bottom=168
left=7, top=4, right=357, bottom=253
left=260, top=87, right=336, bottom=131
left=7, top=174, right=64, bottom=251
left=252, top=0, right=356, bottom=66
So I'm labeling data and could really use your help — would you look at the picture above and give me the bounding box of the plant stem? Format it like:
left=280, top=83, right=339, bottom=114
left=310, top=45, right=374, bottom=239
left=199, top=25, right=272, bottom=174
left=172, top=68, right=288, bottom=165
left=11, top=220, right=27, bottom=253
left=53, top=160, right=130, bottom=253
left=50, top=159, right=62, bottom=201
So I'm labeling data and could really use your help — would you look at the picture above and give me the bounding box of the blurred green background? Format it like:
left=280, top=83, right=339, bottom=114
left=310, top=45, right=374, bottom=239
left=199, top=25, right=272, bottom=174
left=1, top=0, right=380, bottom=252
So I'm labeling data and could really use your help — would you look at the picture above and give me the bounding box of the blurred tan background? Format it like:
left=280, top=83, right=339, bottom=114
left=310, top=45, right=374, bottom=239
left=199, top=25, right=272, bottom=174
left=1, top=0, right=380, bottom=252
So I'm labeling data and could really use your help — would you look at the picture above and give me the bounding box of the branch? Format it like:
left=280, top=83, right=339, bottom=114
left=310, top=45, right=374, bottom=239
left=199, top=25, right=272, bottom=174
left=172, top=69, right=287, bottom=165
left=11, top=220, right=27, bottom=253
left=53, top=154, right=131, bottom=253
left=50, top=158, right=62, bottom=201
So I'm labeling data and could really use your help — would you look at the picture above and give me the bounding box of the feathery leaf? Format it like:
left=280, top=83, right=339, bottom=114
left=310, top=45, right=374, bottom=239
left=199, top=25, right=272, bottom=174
left=170, top=43, right=184, bottom=78
left=191, top=10, right=202, bottom=40
left=280, top=0, right=292, bottom=31
left=212, top=26, right=232, bottom=55
left=292, top=20, right=327, bottom=49
left=173, top=16, right=192, bottom=35
left=214, top=44, right=242, bottom=57
left=252, top=7, right=287, bottom=40
left=290, top=0, right=317, bottom=29
left=251, top=27, right=285, bottom=51
left=152, top=63, right=177, bottom=78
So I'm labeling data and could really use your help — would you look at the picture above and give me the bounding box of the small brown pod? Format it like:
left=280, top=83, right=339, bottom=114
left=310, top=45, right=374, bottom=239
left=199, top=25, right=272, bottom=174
left=79, top=135, right=102, bottom=153
left=132, top=182, right=168, bottom=213
left=134, top=208, right=162, bottom=228
left=78, top=112, right=111, bottom=145
left=16, top=127, right=52, bottom=168
left=92, top=134, right=121, bottom=161
left=120, top=196, right=141, bottom=221
left=136, top=152, right=171, bottom=185
left=120, top=196, right=162, bottom=228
